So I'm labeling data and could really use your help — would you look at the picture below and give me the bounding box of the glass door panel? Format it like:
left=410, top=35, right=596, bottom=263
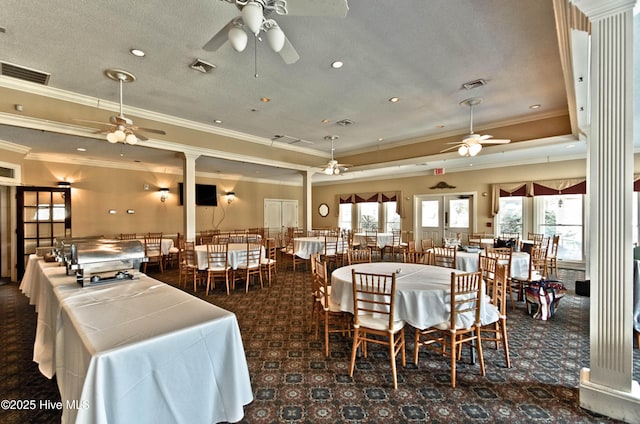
left=415, top=194, right=474, bottom=248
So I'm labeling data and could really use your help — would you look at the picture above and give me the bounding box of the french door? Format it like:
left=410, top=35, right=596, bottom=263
left=264, top=199, right=298, bottom=246
left=414, top=194, right=475, bottom=247
left=16, top=186, right=71, bottom=278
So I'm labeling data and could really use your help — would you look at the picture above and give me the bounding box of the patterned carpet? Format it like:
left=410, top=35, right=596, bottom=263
left=1, top=260, right=639, bottom=423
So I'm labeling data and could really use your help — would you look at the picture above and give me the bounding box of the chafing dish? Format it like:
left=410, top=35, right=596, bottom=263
left=59, top=238, right=148, bottom=286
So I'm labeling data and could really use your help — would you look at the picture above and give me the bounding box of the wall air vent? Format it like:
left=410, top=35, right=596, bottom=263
left=271, top=135, right=313, bottom=145
left=0, top=62, right=50, bottom=85
left=462, top=79, right=486, bottom=90
left=189, top=59, right=216, bottom=73
left=336, top=119, right=354, bottom=126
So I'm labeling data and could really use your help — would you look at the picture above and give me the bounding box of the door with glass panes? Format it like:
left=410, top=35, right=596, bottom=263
left=415, top=194, right=474, bottom=247
left=16, top=186, right=71, bottom=278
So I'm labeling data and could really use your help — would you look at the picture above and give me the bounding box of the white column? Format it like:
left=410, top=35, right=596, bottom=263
left=182, top=152, right=200, bottom=243
left=302, top=170, right=313, bottom=232
left=572, top=0, right=640, bottom=422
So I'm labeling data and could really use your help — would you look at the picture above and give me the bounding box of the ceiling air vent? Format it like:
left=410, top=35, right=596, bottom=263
left=272, top=135, right=313, bottom=145
left=189, top=59, right=216, bottom=73
left=336, top=119, right=354, bottom=126
left=462, top=79, right=486, bottom=90
left=0, top=62, right=50, bottom=85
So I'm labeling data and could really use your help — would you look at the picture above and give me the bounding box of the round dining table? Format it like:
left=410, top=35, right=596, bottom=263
left=330, top=262, right=499, bottom=330
left=194, top=243, right=264, bottom=270
left=293, top=236, right=346, bottom=260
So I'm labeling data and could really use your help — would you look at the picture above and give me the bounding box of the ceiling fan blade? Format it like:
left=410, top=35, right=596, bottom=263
left=481, top=139, right=511, bottom=144
left=336, top=163, right=353, bottom=168
left=279, top=36, right=300, bottom=64
left=132, top=131, right=149, bottom=141
left=440, top=145, right=462, bottom=153
left=284, top=0, right=349, bottom=17
left=203, top=19, right=236, bottom=51
left=132, top=126, right=166, bottom=135
left=73, top=118, right=110, bottom=126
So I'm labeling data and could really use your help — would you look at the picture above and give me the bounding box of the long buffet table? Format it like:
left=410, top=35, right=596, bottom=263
left=20, top=255, right=253, bottom=424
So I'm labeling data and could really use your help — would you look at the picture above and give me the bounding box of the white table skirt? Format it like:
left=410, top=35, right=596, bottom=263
left=195, top=243, right=265, bottom=270
left=455, top=250, right=530, bottom=277
left=293, top=237, right=347, bottom=260
left=634, top=260, right=640, bottom=333
left=354, top=232, right=393, bottom=248
left=331, top=262, right=499, bottom=330
left=20, top=256, right=253, bottom=424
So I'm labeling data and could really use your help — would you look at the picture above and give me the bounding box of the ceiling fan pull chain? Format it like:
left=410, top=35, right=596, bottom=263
left=254, top=36, right=259, bottom=78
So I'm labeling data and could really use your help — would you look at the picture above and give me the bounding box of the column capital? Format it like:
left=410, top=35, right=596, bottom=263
left=571, top=0, right=636, bottom=20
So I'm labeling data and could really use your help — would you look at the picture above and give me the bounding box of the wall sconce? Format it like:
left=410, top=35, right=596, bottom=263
left=226, top=191, right=236, bottom=204
left=159, top=187, right=170, bottom=203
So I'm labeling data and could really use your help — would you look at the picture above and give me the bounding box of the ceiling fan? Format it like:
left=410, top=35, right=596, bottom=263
left=441, top=97, right=511, bottom=157
left=203, top=0, right=349, bottom=65
left=75, top=69, right=166, bottom=145
left=318, top=135, right=352, bottom=175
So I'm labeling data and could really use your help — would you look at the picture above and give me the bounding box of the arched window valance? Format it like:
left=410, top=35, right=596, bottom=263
left=335, top=191, right=404, bottom=217
left=491, top=178, right=587, bottom=216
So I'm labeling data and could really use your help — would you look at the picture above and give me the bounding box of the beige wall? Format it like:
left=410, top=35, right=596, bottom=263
left=312, top=159, right=592, bottom=231
left=20, top=160, right=303, bottom=238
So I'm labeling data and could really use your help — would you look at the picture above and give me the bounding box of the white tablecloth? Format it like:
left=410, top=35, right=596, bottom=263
left=195, top=243, right=265, bottom=270
left=354, top=232, right=393, bottom=248
left=19, top=256, right=253, bottom=424
left=455, top=250, right=530, bottom=277
left=294, top=237, right=346, bottom=260
left=634, top=260, right=640, bottom=333
left=331, top=262, right=499, bottom=330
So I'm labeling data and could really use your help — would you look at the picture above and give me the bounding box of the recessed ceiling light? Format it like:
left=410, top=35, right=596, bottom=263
left=76, top=147, right=87, bottom=152
left=437, top=124, right=445, bottom=129
left=565, top=144, right=575, bottom=149
left=389, top=97, right=400, bottom=103
left=331, top=61, right=343, bottom=69
left=130, top=48, right=145, bottom=57
left=260, top=97, right=270, bottom=102
left=377, top=138, right=384, bottom=142
left=213, top=119, right=223, bottom=124
left=529, top=104, right=541, bottom=109
left=321, top=119, right=330, bottom=124
left=250, top=108, right=258, bottom=112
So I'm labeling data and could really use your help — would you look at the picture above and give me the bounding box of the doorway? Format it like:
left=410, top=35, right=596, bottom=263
left=414, top=193, right=476, bottom=248
left=264, top=199, right=298, bottom=246
left=16, top=186, right=71, bottom=279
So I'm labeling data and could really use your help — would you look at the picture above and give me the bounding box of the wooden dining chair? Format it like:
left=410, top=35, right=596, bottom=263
left=420, top=238, right=434, bottom=251
left=413, top=271, right=486, bottom=388
left=486, top=246, right=515, bottom=309
left=511, top=245, right=547, bottom=302
left=364, top=230, right=382, bottom=261
left=322, top=234, right=341, bottom=270
left=179, top=241, right=200, bottom=291
left=309, top=254, right=352, bottom=357
left=403, top=249, right=428, bottom=264
left=143, top=232, right=163, bottom=273
left=281, top=235, right=307, bottom=271
left=260, top=237, right=278, bottom=286
left=347, top=247, right=372, bottom=265
left=206, top=242, right=230, bottom=295
left=546, top=234, right=560, bottom=277
left=234, top=242, right=263, bottom=293
left=430, top=246, right=457, bottom=269
left=119, top=233, right=137, bottom=240
left=350, top=270, right=406, bottom=389
left=481, top=263, right=511, bottom=368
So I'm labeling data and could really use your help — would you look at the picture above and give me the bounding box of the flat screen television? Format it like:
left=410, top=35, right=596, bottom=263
left=178, top=183, right=218, bottom=206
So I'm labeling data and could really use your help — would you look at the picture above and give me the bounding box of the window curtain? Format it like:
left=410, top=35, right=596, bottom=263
left=491, top=182, right=533, bottom=216
left=491, top=178, right=587, bottom=216
left=335, top=191, right=404, bottom=217
left=634, top=174, right=640, bottom=191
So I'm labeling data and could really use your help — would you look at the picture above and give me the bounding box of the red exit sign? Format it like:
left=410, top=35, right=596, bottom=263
left=434, top=168, right=445, bottom=175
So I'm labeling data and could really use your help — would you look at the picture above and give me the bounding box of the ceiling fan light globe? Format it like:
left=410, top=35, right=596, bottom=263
left=265, top=25, right=285, bottom=52
left=333, top=167, right=340, bottom=175
left=125, top=133, right=138, bottom=145
left=114, top=129, right=126, bottom=142
left=458, top=145, right=469, bottom=156
left=469, top=143, right=482, bottom=156
left=323, top=167, right=333, bottom=175
left=242, top=1, right=264, bottom=35
left=228, top=26, right=248, bottom=52
left=106, top=132, right=119, bottom=144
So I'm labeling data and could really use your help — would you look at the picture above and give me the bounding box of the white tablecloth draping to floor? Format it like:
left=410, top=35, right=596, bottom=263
left=634, top=259, right=640, bottom=334
left=194, top=243, right=265, bottom=270
left=353, top=232, right=394, bottom=249
left=293, top=237, right=347, bottom=260
left=331, top=262, right=499, bottom=330
left=19, top=255, right=253, bottom=424
left=455, top=250, right=530, bottom=277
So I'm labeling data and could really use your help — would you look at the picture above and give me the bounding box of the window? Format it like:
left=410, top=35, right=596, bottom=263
left=634, top=192, right=639, bottom=246
left=421, top=200, right=439, bottom=227
left=498, top=197, right=523, bottom=236
left=384, top=202, right=400, bottom=232
left=534, top=194, right=583, bottom=261
left=358, top=202, right=379, bottom=231
left=338, top=203, right=352, bottom=230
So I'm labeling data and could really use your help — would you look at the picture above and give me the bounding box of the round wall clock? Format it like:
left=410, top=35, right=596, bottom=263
left=318, top=203, right=329, bottom=217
